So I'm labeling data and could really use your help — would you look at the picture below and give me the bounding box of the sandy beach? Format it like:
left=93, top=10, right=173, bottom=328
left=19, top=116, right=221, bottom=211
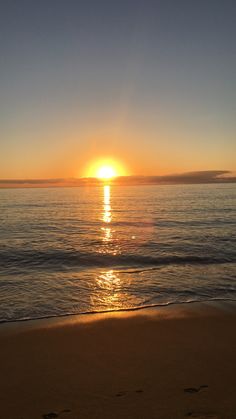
left=0, top=302, right=236, bottom=419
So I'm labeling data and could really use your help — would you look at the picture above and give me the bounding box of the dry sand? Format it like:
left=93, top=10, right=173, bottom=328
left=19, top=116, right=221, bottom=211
left=0, top=301, right=236, bottom=419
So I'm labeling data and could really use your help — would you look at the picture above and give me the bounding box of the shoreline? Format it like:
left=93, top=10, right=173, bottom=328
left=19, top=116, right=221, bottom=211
left=1, top=298, right=236, bottom=331
left=1, top=300, right=236, bottom=418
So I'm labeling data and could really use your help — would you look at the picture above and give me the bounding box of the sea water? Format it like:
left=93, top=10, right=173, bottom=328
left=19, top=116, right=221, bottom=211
left=0, top=183, right=235, bottom=322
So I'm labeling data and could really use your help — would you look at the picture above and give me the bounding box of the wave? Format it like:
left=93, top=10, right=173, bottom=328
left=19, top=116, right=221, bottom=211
left=1, top=297, right=236, bottom=325
left=110, top=218, right=236, bottom=228
left=0, top=249, right=234, bottom=271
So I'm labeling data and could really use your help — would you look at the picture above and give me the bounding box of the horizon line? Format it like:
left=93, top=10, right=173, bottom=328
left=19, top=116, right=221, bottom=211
left=0, top=170, right=236, bottom=188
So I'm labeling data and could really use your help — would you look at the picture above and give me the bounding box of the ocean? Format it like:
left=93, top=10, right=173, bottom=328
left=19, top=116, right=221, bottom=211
left=0, top=183, right=235, bottom=322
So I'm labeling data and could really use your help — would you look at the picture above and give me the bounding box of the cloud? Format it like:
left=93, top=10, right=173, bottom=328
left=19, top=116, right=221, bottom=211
left=0, top=171, right=235, bottom=188
left=110, top=171, right=236, bottom=185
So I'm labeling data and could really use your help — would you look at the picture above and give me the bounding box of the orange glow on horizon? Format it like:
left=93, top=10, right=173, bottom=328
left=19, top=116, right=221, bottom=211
left=85, top=158, right=127, bottom=180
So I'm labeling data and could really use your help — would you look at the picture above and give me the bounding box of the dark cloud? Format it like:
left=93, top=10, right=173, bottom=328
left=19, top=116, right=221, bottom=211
left=111, top=171, right=236, bottom=185
left=0, top=171, right=235, bottom=188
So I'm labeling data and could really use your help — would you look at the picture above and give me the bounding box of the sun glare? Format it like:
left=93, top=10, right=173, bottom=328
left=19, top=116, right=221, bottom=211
left=85, top=158, right=126, bottom=180
left=97, top=166, right=116, bottom=180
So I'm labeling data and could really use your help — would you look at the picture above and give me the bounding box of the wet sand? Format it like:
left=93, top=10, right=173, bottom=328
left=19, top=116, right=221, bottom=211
left=0, top=301, right=236, bottom=419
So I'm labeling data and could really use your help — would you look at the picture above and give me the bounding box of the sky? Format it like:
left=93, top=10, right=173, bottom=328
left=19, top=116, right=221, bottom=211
left=0, top=0, right=235, bottom=179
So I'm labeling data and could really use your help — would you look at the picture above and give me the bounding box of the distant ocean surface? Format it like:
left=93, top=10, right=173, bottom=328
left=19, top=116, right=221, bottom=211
left=0, top=184, right=235, bottom=323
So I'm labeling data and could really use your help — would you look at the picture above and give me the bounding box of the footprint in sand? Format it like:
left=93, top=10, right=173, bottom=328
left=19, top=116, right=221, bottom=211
left=186, top=413, right=218, bottom=418
left=115, top=389, right=144, bottom=397
left=115, top=391, right=127, bottom=397
left=184, top=385, right=208, bottom=394
left=42, top=409, right=71, bottom=418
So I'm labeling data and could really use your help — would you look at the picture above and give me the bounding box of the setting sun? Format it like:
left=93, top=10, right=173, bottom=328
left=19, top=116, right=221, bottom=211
left=85, top=158, right=127, bottom=180
left=97, top=166, right=116, bottom=180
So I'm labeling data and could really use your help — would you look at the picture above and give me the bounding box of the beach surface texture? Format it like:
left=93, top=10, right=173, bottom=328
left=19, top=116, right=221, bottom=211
left=0, top=302, right=236, bottom=419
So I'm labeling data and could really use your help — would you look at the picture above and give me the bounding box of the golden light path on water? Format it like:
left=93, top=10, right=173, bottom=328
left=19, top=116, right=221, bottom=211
left=101, top=184, right=117, bottom=251
left=92, top=184, right=132, bottom=310
left=102, top=185, right=112, bottom=236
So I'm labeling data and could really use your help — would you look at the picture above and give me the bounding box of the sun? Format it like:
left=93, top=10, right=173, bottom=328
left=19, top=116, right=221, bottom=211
left=97, top=165, right=116, bottom=180
left=85, top=158, right=126, bottom=180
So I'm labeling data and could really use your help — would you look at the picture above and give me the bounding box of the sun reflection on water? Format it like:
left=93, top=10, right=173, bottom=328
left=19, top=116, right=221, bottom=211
left=102, top=185, right=112, bottom=243
left=97, top=269, right=120, bottom=288
left=94, top=269, right=126, bottom=309
left=103, top=185, right=111, bottom=223
left=95, top=187, right=124, bottom=308
left=101, top=184, right=115, bottom=249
